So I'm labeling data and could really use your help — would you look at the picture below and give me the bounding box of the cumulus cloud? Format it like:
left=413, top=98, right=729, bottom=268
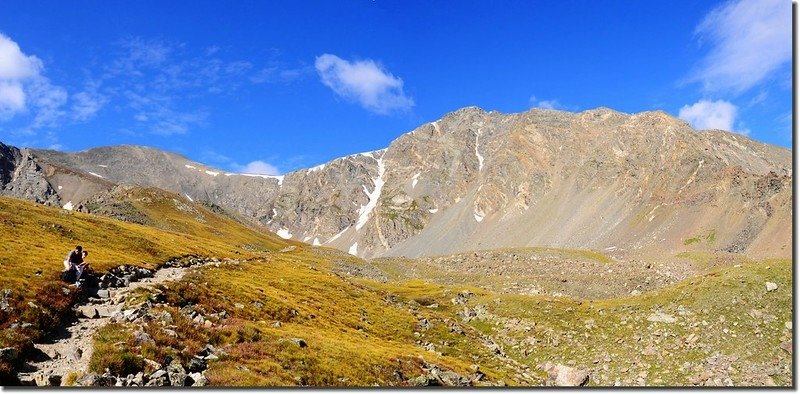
left=0, top=33, right=43, bottom=118
left=0, top=33, right=77, bottom=134
left=678, top=99, right=738, bottom=131
left=315, top=54, right=414, bottom=114
left=239, top=160, right=280, bottom=175
left=688, top=0, right=790, bottom=93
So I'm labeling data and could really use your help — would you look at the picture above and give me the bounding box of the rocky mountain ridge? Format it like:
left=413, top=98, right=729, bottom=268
left=2, top=106, right=792, bottom=259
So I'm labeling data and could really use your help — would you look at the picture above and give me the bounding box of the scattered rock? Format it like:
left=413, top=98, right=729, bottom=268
left=282, top=338, right=307, bottom=348
left=133, top=330, right=155, bottom=346
left=780, top=341, right=792, bottom=354
left=417, top=318, right=431, bottom=331
left=630, top=290, right=641, bottom=296
left=766, top=282, right=778, bottom=292
left=785, top=321, right=792, bottom=330
left=642, top=346, right=658, bottom=356
left=647, top=312, right=677, bottom=324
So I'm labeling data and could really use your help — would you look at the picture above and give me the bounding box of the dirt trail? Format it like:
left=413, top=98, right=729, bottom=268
left=17, top=264, right=201, bottom=386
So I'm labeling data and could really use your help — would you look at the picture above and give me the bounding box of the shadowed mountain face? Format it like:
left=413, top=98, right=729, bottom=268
left=6, top=106, right=792, bottom=259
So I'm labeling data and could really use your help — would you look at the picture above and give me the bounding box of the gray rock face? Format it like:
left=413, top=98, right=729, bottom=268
left=3, top=106, right=792, bottom=259
left=0, top=147, right=59, bottom=206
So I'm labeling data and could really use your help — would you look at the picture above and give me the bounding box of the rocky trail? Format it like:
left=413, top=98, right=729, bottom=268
left=16, top=258, right=220, bottom=386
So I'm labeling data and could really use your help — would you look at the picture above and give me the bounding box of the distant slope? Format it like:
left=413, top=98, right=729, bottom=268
left=17, top=107, right=794, bottom=259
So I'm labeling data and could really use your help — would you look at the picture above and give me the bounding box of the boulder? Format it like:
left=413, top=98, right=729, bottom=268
left=0, top=347, right=19, bottom=362
left=766, top=282, right=778, bottom=292
left=282, top=338, right=307, bottom=348
left=189, top=372, right=208, bottom=387
left=76, top=373, right=100, bottom=387
left=188, top=356, right=207, bottom=373
left=781, top=341, right=792, bottom=354
left=65, top=347, right=83, bottom=362
left=77, top=305, right=98, bottom=319
left=539, top=363, right=589, bottom=386
left=169, top=372, right=188, bottom=387
left=133, top=330, right=155, bottom=346
left=149, top=369, right=167, bottom=381
left=95, top=305, right=120, bottom=318
left=35, top=373, right=61, bottom=386
left=197, top=344, right=216, bottom=358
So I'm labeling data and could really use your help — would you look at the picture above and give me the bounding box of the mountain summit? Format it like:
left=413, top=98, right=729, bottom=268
left=4, top=106, right=792, bottom=259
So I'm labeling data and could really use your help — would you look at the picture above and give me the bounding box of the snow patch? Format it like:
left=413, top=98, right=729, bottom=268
left=63, top=201, right=74, bottom=211
left=355, top=155, right=386, bottom=231
left=276, top=228, right=292, bottom=239
left=349, top=242, right=358, bottom=256
left=474, top=207, right=485, bottom=223
left=307, top=163, right=326, bottom=173
left=88, top=172, right=104, bottom=178
left=184, top=194, right=194, bottom=202
left=205, top=170, right=219, bottom=176
left=97, top=165, right=108, bottom=168
left=432, top=121, right=441, bottom=134
left=428, top=208, right=438, bottom=214
left=411, top=172, right=420, bottom=188
left=475, top=128, right=484, bottom=171
left=312, top=238, right=321, bottom=246
left=328, top=226, right=349, bottom=243
left=185, top=164, right=196, bottom=169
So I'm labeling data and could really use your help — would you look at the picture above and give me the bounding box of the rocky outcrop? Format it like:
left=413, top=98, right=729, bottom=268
left=0, top=147, right=59, bottom=206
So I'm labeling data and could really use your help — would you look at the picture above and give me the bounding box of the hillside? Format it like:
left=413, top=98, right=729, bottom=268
left=0, top=186, right=792, bottom=386
left=20, top=107, right=792, bottom=260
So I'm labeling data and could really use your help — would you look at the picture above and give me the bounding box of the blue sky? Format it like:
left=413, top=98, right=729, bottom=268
left=0, top=0, right=792, bottom=175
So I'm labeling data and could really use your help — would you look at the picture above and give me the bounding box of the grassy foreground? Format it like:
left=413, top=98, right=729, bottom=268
left=0, top=193, right=288, bottom=381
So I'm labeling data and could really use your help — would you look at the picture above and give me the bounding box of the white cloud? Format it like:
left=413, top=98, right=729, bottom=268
left=678, top=99, right=738, bottom=131
left=0, top=33, right=44, bottom=118
left=0, top=82, right=25, bottom=115
left=689, top=0, right=790, bottom=93
left=71, top=90, right=107, bottom=121
left=529, top=95, right=563, bottom=110
left=239, top=160, right=280, bottom=175
left=0, top=34, right=42, bottom=80
left=315, top=54, right=414, bottom=114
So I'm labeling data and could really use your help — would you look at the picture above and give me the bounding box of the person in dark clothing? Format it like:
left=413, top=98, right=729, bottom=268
left=65, top=245, right=83, bottom=271
left=61, top=245, right=82, bottom=283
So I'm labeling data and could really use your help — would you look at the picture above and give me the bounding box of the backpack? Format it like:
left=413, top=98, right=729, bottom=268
left=60, top=269, right=76, bottom=283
